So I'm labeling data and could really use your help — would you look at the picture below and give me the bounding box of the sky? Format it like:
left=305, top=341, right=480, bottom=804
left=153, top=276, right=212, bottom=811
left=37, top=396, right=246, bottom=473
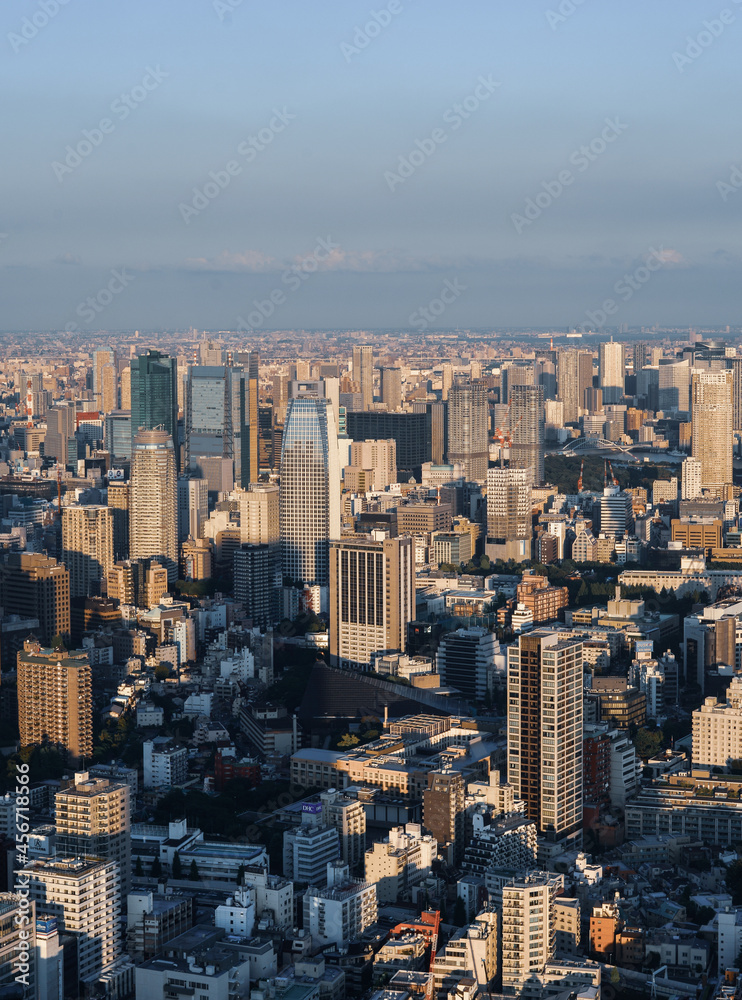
left=1, top=0, right=741, bottom=332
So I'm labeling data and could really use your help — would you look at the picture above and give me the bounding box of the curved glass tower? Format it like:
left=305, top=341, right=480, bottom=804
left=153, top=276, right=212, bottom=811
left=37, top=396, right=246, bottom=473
left=279, top=384, right=340, bottom=590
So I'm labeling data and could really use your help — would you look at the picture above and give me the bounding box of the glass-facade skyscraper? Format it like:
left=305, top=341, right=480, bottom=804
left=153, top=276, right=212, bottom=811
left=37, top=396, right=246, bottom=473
left=130, top=350, right=179, bottom=466
left=185, top=365, right=257, bottom=490
left=279, top=382, right=341, bottom=591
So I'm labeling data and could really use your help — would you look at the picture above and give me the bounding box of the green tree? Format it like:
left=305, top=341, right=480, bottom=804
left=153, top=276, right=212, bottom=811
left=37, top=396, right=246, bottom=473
left=189, top=859, right=200, bottom=882
left=452, top=897, right=467, bottom=927
left=155, top=663, right=170, bottom=680
left=632, top=726, right=663, bottom=760
left=151, top=856, right=162, bottom=877
left=337, top=733, right=360, bottom=749
left=134, top=856, right=143, bottom=877
left=172, top=851, right=182, bottom=879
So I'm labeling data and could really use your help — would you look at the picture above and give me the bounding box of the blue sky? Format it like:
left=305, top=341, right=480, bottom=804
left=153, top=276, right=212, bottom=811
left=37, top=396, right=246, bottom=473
left=1, top=0, right=741, bottom=331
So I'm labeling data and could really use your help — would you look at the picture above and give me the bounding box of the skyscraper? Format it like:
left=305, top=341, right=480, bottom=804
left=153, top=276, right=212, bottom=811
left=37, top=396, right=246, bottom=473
left=509, top=384, right=545, bottom=485
left=329, top=535, right=414, bottom=670
left=507, top=630, right=583, bottom=852
left=447, top=381, right=488, bottom=482
left=658, top=358, right=691, bottom=413
left=130, top=350, right=179, bottom=467
left=280, top=383, right=341, bottom=593
left=732, top=357, right=742, bottom=431
left=92, top=348, right=115, bottom=409
left=185, top=364, right=257, bottom=490
left=130, top=428, right=178, bottom=582
left=380, top=366, right=402, bottom=411
left=682, top=456, right=703, bottom=500
left=486, top=466, right=532, bottom=563
left=598, top=339, right=624, bottom=404
left=62, top=505, right=115, bottom=598
left=45, top=403, right=77, bottom=468
left=235, top=483, right=281, bottom=623
left=692, top=369, right=733, bottom=492
left=107, top=479, right=130, bottom=561
left=501, top=872, right=561, bottom=996
left=352, top=345, right=374, bottom=410
left=557, top=349, right=593, bottom=423
left=177, top=476, right=208, bottom=543
left=0, top=552, right=70, bottom=645
left=501, top=362, right=535, bottom=403
left=17, top=639, right=92, bottom=766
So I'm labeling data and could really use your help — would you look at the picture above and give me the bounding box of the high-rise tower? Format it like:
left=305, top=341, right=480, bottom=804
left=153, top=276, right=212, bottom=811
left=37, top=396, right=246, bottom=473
left=130, top=428, right=178, bottom=582
left=62, top=505, right=115, bottom=598
left=509, top=384, right=545, bottom=486
left=598, top=340, right=624, bottom=404
left=185, top=364, right=257, bottom=490
left=486, top=466, right=532, bottom=564
left=692, top=369, right=733, bottom=493
left=352, top=345, right=374, bottom=410
left=279, top=383, right=341, bottom=592
left=130, top=351, right=180, bottom=467
left=447, top=381, right=488, bottom=483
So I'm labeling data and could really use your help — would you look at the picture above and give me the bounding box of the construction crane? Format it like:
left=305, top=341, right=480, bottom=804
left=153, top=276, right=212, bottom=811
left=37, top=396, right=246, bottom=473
left=607, top=460, right=619, bottom=487
left=577, top=459, right=584, bottom=493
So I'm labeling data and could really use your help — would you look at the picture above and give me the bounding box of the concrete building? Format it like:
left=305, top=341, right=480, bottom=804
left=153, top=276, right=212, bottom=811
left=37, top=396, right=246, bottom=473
left=241, top=865, right=294, bottom=930
left=126, top=890, right=194, bottom=963
left=380, top=366, right=402, bottom=411
left=599, top=339, right=624, bottom=404
left=55, top=771, right=131, bottom=896
left=352, top=345, right=374, bottom=411
left=0, top=552, right=70, bottom=645
left=558, top=349, right=593, bottom=424
left=447, top=382, right=488, bottom=483
left=62, top=505, right=115, bottom=598
left=177, top=476, right=208, bottom=542
left=130, top=427, right=178, bottom=582
left=501, top=872, right=561, bottom=998
left=509, top=383, right=545, bottom=485
left=143, top=739, right=188, bottom=790
left=693, top=676, right=742, bottom=768
left=364, top=823, right=437, bottom=903
left=107, top=557, right=169, bottom=609
left=431, top=911, right=498, bottom=997
left=17, top=640, right=92, bottom=766
left=692, top=368, right=733, bottom=492
left=283, top=810, right=340, bottom=884
left=303, top=861, right=377, bottom=948
left=107, top=479, right=130, bottom=560
left=682, top=455, right=703, bottom=500
left=344, top=438, right=397, bottom=492
left=320, top=789, right=366, bottom=868
left=423, top=769, right=465, bottom=863
left=21, top=856, right=121, bottom=988
left=329, top=535, right=414, bottom=670
left=508, top=630, right=583, bottom=853
left=436, top=627, right=499, bottom=701
left=486, top=466, right=532, bottom=563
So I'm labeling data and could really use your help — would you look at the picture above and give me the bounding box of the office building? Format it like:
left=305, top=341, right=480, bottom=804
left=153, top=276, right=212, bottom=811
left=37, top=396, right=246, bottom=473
left=280, top=384, right=341, bottom=592
left=237, top=483, right=280, bottom=546
left=692, top=369, right=733, bottom=492
left=501, top=872, right=561, bottom=998
left=509, top=384, right=545, bottom=485
left=17, top=640, right=92, bottom=766
left=107, top=558, right=168, bottom=609
left=486, top=466, right=532, bottom=563
left=329, top=535, right=414, bottom=670
left=447, top=382, right=488, bottom=482
left=21, top=857, right=121, bottom=987
left=599, top=339, right=624, bottom=404
left=0, top=552, right=70, bottom=645
left=436, top=627, right=498, bottom=701
left=303, top=861, right=377, bottom=948
left=380, top=366, right=403, bottom=410
left=130, top=428, right=178, bottom=582
left=507, top=630, right=583, bottom=850
left=129, top=350, right=180, bottom=467
left=352, top=345, right=374, bottom=410
left=600, top=484, right=634, bottom=538
left=55, top=771, right=131, bottom=896
left=558, top=349, right=593, bottom=423
left=177, top=476, right=208, bottom=543
left=234, top=544, right=275, bottom=628
left=658, top=358, right=691, bottom=413
left=143, top=739, right=188, bottom=789
left=423, top=769, right=465, bottom=863
left=185, top=364, right=257, bottom=490
left=283, top=814, right=340, bottom=884
left=104, top=410, right=132, bottom=459
left=346, top=410, right=429, bottom=475
left=344, top=438, right=397, bottom=492
left=62, top=505, right=114, bottom=598
left=44, top=403, right=77, bottom=468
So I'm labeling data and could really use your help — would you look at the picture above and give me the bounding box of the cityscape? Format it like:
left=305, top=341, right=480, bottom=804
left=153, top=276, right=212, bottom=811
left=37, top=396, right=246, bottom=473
left=3, top=3, right=742, bottom=1000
